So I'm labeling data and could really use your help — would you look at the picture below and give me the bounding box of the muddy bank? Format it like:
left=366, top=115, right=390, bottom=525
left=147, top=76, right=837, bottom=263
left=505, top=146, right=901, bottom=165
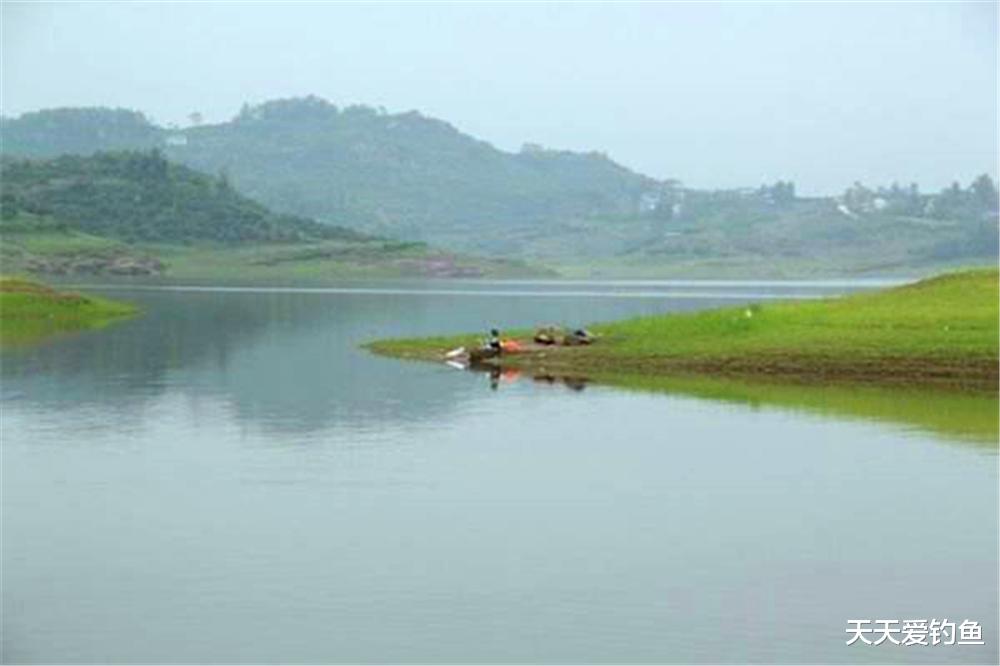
left=16, top=249, right=165, bottom=276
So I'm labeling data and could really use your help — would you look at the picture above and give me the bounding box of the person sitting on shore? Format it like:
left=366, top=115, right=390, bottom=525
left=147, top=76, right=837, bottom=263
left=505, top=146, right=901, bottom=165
left=564, top=328, right=595, bottom=346
left=488, top=328, right=502, bottom=352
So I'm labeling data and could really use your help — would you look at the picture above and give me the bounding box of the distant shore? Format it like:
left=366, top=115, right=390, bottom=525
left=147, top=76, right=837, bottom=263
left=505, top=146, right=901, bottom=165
left=367, top=268, right=999, bottom=391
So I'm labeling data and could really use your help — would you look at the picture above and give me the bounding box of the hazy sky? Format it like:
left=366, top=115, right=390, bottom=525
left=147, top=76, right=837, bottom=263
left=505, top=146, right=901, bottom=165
left=2, top=1, right=996, bottom=194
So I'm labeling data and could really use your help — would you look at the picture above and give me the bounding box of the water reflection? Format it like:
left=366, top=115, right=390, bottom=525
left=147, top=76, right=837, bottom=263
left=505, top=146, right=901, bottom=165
left=471, top=364, right=591, bottom=392
left=3, top=284, right=811, bottom=433
left=3, top=280, right=996, bottom=665
left=2, top=281, right=994, bottom=446
left=441, top=352, right=998, bottom=445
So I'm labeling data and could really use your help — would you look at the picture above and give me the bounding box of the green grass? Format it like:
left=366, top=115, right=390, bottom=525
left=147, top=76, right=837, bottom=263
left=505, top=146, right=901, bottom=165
left=157, top=242, right=550, bottom=282
left=367, top=268, right=999, bottom=389
left=8, top=229, right=123, bottom=255
left=0, top=277, right=137, bottom=348
left=594, top=268, right=997, bottom=359
left=1, top=213, right=124, bottom=254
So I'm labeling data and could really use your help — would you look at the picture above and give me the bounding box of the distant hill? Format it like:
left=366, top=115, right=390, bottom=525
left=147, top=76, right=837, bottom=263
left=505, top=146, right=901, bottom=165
left=2, top=99, right=996, bottom=276
left=1, top=108, right=162, bottom=157
left=593, top=179, right=999, bottom=276
left=0, top=150, right=368, bottom=244
left=0, top=151, right=542, bottom=280
left=2, top=98, right=658, bottom=252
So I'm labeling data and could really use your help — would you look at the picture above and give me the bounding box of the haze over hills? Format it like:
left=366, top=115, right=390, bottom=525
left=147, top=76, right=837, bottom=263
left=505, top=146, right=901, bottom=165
left=2, top=96, right=997, bottom=276
left=2, top=98, right=656, bottom=249
left=0, top=150, right=541, bottom=280
left=0, top=150, right=367, bottom=244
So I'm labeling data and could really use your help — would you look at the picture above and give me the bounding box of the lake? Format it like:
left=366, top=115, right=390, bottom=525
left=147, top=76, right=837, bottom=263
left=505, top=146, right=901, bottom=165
left=2, top=279, right=996, bottom=664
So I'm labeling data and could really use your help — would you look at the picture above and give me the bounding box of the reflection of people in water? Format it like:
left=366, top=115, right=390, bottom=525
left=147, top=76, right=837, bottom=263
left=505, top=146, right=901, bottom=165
left=530, top=373, right=588, bottom=391
left=480, top=367, right=585, bottom=392
left=487, top=366, right=522, bottom=391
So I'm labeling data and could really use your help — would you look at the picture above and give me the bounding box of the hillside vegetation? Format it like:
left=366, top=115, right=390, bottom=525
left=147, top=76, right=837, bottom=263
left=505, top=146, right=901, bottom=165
left=2, top=100, right=654, bottom=248
left=3, top=99, right=996, bottom=275
left=369, top=269, right=999, bottom=389
left=1, top=107, right=162, bottom=156
left=0, top=150, right=366, bottom=243
left=0, top=151, right=546, bottom=280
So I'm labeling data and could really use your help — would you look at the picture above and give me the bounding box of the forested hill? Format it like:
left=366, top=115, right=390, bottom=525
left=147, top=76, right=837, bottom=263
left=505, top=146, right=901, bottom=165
left=0, top=151, right=368, bottom=244
left=3, top=99, right=996, bottom=276
left=1, top=98, right=658, bottom=247
left=1, top=108, right=162, bottom=157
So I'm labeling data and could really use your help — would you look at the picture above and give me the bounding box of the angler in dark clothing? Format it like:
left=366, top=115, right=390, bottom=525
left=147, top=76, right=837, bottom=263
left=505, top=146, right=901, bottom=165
left=488, top=328, right=502, bottom=352
left=470, top=328, right=503, bottom=363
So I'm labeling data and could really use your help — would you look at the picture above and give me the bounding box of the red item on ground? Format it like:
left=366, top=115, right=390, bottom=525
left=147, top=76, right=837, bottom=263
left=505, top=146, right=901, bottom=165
left=500, top=339, right=523, bottom=353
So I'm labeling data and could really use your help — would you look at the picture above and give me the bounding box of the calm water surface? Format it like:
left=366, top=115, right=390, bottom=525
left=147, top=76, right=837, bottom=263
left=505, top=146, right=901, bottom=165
left=2, top=280, right=996, bottom=664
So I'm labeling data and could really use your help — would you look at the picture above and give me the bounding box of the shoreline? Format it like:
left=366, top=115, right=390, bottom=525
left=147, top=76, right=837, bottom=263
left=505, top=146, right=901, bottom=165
left=367, top=341, right=998, bottom=392
left=366, top=268, right=999, bottom=392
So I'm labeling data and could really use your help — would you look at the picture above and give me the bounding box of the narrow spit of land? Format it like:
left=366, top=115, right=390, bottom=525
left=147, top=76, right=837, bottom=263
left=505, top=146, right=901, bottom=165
left=0, top=277, right=137, bottom=347
left=367, top=269, right=999, bottom=391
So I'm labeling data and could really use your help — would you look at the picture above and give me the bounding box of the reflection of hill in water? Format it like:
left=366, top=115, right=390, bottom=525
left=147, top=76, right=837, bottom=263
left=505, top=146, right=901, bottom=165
left=1, top=285, right=719, bottom=434
left=0, top=290, right=485, bottom=433
left=9, top=283, right=987, bottom=446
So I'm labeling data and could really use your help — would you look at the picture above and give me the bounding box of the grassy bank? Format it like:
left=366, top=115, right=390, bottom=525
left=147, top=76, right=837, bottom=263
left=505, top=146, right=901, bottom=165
left=0, top=277, right=137, bottom=347
left=153, top=241, right=551, bottom=282
left=367, top=268, right=999, bottom=390
left=0, top=226, right=554, bottom=283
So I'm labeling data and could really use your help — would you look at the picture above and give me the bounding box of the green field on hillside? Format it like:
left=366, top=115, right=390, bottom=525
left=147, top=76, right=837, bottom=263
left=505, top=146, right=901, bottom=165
left=0, top=227, right=550, bottom=282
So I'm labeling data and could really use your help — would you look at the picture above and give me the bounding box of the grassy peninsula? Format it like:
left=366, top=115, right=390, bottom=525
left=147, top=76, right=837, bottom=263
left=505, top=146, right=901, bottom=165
left=368, top=268, right=999, bottom=390
left=0, top=277, right=137, bottom=347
